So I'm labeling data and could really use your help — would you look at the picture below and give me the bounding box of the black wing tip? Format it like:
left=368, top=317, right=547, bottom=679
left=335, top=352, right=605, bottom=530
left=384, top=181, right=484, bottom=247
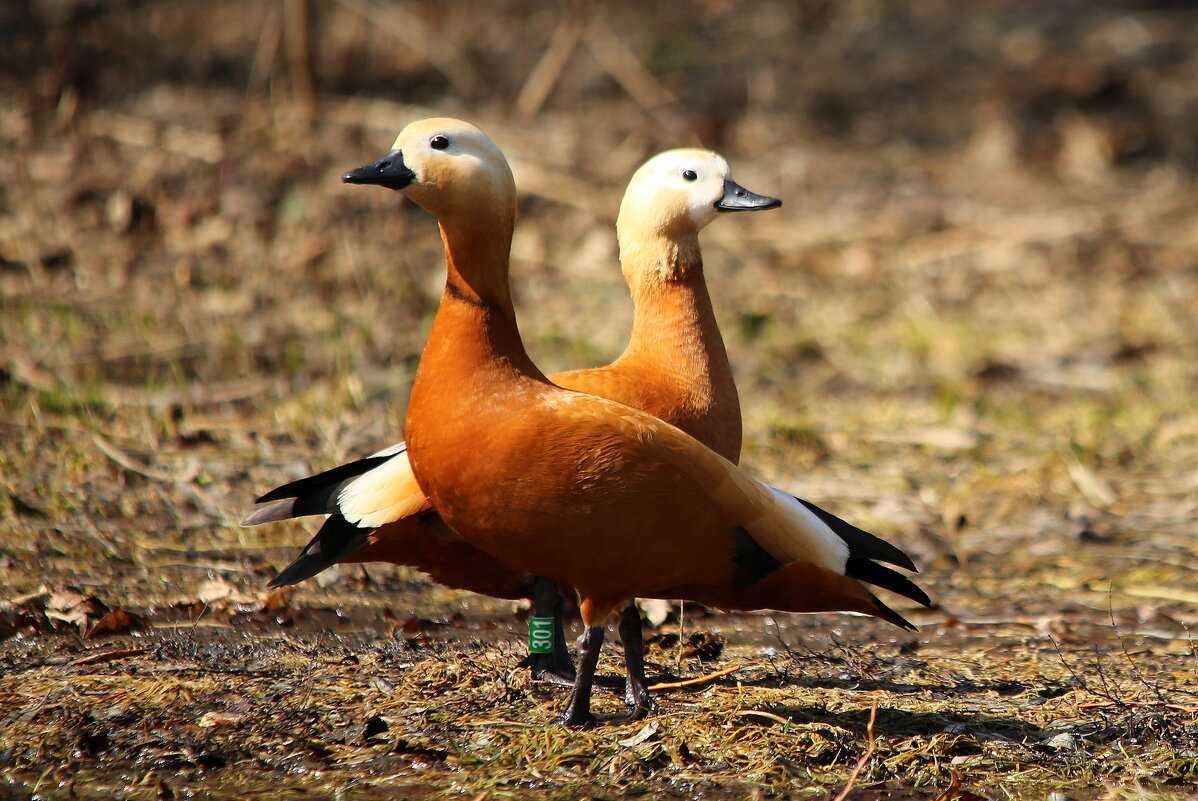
left=268, top=556, right=327, bottom=588
left=846, top=559, right=933, bottom=608
left=255, top=473, right=331, bottom=504
left=268, top=515, right=374, bottom=588
left=796, top=497, right=918, bottom=572
left=241, top=499, right=298, bottom=527
left=255, top=486, right=290, bottom=504
left=868, top=592, right=919, bottom=632
left=254, top=453, right=393, bottom=505
left=891, top=551, right=919, bottom=573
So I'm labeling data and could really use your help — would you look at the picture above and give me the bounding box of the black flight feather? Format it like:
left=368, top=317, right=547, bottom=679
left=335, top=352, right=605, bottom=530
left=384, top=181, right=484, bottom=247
left=255, top=454, right=392, bottom=505
left=268, top=514, right=371, bottom=588
left=866, top=592, right=918, bottom=632
left=844, top=558, right=932, bottom=607
left=796, top=497, right=917, bottom=572
left=730, top=526, right=782, bottom=589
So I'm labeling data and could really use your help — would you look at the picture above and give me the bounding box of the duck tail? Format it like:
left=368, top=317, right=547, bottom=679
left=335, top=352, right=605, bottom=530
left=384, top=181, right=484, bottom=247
left=242, top=442, right=408, bottom=526
left=268, top=514, right=371, bottom=588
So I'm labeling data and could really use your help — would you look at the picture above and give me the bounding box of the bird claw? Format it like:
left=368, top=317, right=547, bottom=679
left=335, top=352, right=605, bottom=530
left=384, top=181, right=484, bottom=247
left=558, top=705, right=597, bottom=727
left=522, top=653, right=625, bottom=691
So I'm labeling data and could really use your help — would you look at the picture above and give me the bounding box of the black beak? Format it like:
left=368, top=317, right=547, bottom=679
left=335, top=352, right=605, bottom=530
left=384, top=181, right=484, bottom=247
left=342, top=149, right=416, bottom=191
left=714, top=179, right=781, bottom=212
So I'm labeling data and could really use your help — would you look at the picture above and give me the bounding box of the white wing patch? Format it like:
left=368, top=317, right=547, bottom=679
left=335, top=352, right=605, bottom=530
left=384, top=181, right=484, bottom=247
left=368, top=441, right=408, bottom=459
left=337, top=447, right=429, bottom=528
left=744, top=487, right=850, bottom=574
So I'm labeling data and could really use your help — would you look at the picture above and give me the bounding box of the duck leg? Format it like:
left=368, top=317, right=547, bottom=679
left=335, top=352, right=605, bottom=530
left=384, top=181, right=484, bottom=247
left=523, top=577, right=626, bottom=691
left=560, top=624, right=605, bottom=726
left=617, top=603, right=656, bottom=720
left=524, top=576, right=577, bottom=686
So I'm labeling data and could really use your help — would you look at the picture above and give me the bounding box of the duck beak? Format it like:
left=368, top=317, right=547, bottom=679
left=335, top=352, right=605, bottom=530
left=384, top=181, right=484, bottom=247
left=714, top=179, right=781, bottom=212
left=342, top=150, right=416, bottom=190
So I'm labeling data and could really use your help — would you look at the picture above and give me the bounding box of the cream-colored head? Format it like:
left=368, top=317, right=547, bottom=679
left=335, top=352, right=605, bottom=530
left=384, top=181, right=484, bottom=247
left=616, top=149, right=780, bottom=244
left=343, top=117, right=516, bottom=222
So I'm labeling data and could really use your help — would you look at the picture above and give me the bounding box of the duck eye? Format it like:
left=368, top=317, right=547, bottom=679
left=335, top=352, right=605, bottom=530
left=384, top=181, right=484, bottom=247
left=430, top=135, right=450, bottom=150
left=682, top=169, right=698, bottom=181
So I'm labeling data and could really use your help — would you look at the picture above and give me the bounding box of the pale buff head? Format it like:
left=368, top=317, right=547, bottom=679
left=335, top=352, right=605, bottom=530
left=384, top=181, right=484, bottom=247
left=616, top=149, right=780, bottom=245
left=343, top=117, right=516, bottom=222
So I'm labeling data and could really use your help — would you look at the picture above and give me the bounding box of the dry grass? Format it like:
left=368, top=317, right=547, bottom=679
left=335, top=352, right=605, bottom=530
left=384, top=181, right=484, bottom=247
left=3, top=1, right=1198, bottom=798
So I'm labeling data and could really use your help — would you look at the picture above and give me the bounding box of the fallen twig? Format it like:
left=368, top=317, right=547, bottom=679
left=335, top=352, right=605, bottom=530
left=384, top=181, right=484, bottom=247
left=737, top=709, right=791, bottom=727
left=1123, top=585, right=1198, bottom=605
left=2, top=588, right=50, bottom=608
left=1078, top=700, right=1198, bottom=713
left=515, top=5, right=585, bottom=120
left=647, top=664, right=740, bottom=691
left=91, top=433, right=176, bottom=483
left=69, top=648, right=148, bottom=666
left=584, top=15, right=681, bottom=133
left=832, top=695, right=879, bottom=801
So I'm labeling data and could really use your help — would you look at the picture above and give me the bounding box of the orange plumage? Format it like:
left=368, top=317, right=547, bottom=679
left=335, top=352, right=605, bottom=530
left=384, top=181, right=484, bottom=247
left=320, top=118, right=928, bottom=724
left=249, top=150, right=775, bottom=598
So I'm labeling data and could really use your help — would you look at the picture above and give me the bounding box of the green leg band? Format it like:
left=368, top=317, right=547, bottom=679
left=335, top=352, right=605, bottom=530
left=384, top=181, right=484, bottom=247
left=528, top=616, right=555, bottom=654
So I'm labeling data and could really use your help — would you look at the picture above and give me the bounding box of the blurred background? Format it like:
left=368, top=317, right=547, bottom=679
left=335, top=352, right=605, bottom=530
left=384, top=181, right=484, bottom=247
left=3, top=2, right=1198, bottom=795
left=2, top=0, right=1196, bottom=617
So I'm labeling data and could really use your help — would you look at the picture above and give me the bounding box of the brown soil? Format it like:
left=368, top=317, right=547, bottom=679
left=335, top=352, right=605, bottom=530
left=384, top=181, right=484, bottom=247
left=3, top=1, right=1198, bottom=799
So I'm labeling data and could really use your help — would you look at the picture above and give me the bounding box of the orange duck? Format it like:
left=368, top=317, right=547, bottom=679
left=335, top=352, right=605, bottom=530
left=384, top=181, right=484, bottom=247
left=246, top=148, right=783, bottom=673
left=303, top=118, right=930, bottom=725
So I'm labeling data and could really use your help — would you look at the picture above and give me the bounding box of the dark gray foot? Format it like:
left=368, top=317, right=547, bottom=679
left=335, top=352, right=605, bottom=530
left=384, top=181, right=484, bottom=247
left=618, top=603, right=657, bottom=719
left=524, top=577, right=624, bottom=691
left=525, top=652, right=577, bottom=686
left=559, top=624, right=604, bottom=727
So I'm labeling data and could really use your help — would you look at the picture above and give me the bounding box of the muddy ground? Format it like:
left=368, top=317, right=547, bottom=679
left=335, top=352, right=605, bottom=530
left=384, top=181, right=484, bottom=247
left=2, top=1, right=1197, bottom=798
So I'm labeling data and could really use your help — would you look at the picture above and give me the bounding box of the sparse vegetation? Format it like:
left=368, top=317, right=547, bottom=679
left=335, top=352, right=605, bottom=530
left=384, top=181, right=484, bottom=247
left=3, top=1, right=1198, bottom=798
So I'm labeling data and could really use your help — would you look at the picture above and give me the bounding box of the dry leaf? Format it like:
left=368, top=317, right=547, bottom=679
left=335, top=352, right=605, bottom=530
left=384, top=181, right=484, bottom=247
left=261, top=587, right=294, bottom=612
left=617, top=721, right=660, bottom=747
left=1065, top=455, right=1116, bottom=507
left=69, top=648, right=148, bottom=666
left=86, top=608, right=146, bottom=638
left=194, top=578, right=258, bottom=607
left=45, top=585, right=112, bottom=633
left=197, top=711, right=244, bottom=728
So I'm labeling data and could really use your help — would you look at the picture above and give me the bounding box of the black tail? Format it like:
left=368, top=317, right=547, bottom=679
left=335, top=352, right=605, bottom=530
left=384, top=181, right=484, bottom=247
left=845, top=558, right=931, bottom=607
left=243, top=447, right=403, bottom=526
left=255, top=454, right=392, bottom=504
left=268, top=515, right=372, bottom=588
left=796, top=496, right=932, bottom=627
left=867, top=592, right=918, bottom=632
left=796, top=498, right=917, bottom=571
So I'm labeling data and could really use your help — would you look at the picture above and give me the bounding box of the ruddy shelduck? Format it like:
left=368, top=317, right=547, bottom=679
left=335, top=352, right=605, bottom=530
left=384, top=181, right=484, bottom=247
left=310, top=118, right=928, bottom=725
left=246, top=147, right=785, bottom=686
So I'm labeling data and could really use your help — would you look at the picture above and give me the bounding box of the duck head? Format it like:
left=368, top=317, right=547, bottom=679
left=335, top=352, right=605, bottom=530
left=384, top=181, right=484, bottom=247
left=617, top=149, right=781, bottom=241
left=343, top=117, right=516, bottom=221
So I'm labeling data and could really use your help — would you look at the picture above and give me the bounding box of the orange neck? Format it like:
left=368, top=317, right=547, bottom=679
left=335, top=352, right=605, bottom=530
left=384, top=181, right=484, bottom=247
left=616, top=234, right=741, bottom=460
left=438, top=214, right=518, bottom=313
left=406, top=212, right=544, bottom=445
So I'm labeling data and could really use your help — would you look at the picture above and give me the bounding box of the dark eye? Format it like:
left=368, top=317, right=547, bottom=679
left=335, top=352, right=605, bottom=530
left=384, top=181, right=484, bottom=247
left=682, top=169, right=698, bottom=181
left=430, top=135, right=450, bottom=150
